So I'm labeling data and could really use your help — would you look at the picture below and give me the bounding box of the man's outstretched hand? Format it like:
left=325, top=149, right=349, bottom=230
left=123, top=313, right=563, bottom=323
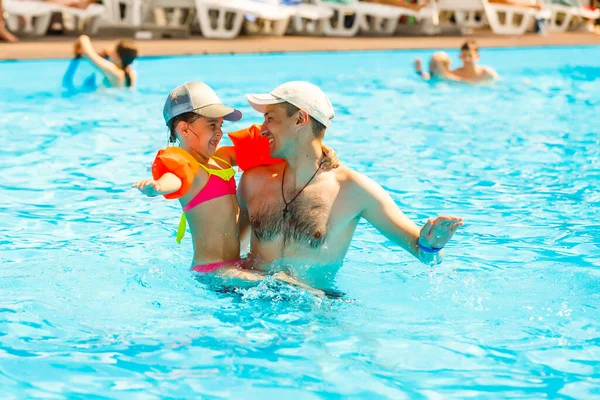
left=419, top=216, right=464, bottom=249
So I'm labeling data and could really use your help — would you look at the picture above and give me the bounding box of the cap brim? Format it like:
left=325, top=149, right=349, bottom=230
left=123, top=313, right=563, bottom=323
left=195, top=104, right=242, bottom=122
left=246, top=93, right=285, bottom=113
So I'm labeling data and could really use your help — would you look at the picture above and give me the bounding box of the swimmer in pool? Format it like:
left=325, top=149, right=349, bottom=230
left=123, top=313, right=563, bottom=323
left=415, top=40, right=499, bottom=83
left=73, top=35, right=138, bottom=88
left=132, top=82, right=338, bottom=294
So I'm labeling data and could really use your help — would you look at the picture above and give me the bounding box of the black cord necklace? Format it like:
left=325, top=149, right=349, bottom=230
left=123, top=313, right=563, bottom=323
left=281, top=156, right=324, bottom=218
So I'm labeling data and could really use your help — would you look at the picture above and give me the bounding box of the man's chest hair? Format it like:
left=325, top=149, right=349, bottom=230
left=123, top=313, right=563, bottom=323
left=249, top=191, right=332, bottom=248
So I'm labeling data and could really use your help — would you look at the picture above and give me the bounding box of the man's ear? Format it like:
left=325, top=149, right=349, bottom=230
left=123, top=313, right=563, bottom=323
left=297, top=110, right=310, bottom=128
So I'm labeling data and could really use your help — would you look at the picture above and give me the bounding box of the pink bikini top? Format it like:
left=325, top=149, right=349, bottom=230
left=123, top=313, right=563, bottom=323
left=176, top=156, right=236, bottom=244
left=182, top=156, right=237, bottom=213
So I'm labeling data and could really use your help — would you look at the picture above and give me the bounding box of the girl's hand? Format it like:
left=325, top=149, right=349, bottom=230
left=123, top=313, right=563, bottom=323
left=320, top=145, right=340, bottom=171
left=132, top=179, right=163, bottom=197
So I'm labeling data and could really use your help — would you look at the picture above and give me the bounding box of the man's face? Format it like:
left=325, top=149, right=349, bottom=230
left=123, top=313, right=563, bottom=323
left=460, top=49, right=479, bottom=67
left=260, top=104, right=299, bottom=158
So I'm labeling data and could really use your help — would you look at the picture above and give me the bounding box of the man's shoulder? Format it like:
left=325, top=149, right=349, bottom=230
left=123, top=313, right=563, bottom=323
left=333, top=166, right=374, bottom=190
left=239, top=163, right=281, bottom=187
left=331, top=167, right=388, bottom=208
left=243, top=163, right=281, bottom=177
left=480, top=65, right=499, bottom=79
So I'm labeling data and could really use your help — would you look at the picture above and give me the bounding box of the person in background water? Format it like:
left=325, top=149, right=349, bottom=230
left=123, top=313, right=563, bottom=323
left=73, top=35, right=138, bottom=88
left=415, top=40, right=499, bottom=83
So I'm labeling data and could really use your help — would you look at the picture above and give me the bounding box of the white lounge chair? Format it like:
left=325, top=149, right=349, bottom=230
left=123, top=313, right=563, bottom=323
left=102, top=0, right=146, bottom=26
left=315, top=0, right=437, bottom=37
left=102, top=0, right=197, bottom=28
left=359, top=1, right=439, bottom=36
left=436, top=0, right=487, bottom=33
left=437, top=0, right=542, bottom=35
left=309, top=0, right=359, bottom=36
left=193, top=0, right=291, bottom=38
left=354, top=1, right=415, bottom=36
left=147, top=0, right=197, bottom=27
left=375, top=1, right=439, bottom=35
left=242, top=1, right=293, bottom=36
left=484, top=0, right=547, bottom=35
left=4, top=0, right=104, bottom=35
left=543, top=0, right=600, bottom=32
left=263, top=0, right=334, bottom=36
left=54, top=3, right=106, bottom=33
left=3, top=0, right=55, bottom=36
left=315, top=0, right=404, bottom=36
left=577, top=0, right=600, bottom=20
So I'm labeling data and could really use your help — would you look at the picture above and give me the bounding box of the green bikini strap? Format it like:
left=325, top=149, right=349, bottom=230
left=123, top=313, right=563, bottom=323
left=176, top=213, right=186, bottom=244
left=211, top=155, right=232, bottom=167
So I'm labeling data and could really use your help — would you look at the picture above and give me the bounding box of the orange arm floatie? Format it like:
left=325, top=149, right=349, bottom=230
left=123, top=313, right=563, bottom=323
left=151, top=147, right=200, bottom=199
left=227, top=124, right=283, bottom=171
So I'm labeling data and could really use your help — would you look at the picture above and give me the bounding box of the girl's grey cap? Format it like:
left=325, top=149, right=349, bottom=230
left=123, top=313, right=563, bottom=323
left=163, top=82, right=242, bottom=126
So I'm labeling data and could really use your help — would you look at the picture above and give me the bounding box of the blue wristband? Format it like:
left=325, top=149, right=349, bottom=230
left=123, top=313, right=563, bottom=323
left=418, top=238, right=443, bottom=253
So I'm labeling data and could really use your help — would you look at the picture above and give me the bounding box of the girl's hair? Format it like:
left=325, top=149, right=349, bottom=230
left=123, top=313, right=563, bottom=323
left=168, top=112, right=202, bottom=144
left=116, top=40, right=138, bottom=88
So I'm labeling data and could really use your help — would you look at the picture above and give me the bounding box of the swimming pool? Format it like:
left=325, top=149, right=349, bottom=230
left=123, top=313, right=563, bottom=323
left=1, top=45, right=599, bottom=398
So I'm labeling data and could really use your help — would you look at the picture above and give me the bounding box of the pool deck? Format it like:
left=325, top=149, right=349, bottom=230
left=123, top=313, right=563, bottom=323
left=1, top=32, right=599, bottom=60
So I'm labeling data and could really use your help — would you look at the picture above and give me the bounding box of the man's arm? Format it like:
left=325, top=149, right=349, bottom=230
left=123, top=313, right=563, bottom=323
left=353, top=172, right=462, bottom=264
left=483, top=66, right=500, bottom=80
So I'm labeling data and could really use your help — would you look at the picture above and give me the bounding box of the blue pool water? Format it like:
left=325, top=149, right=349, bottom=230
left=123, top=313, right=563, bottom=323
left=1, top=46, right=599, bottom=398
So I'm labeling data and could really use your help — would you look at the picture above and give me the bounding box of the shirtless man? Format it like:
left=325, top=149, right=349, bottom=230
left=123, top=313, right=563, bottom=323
left=415, top=40, right=499, bottom=83
left=239, top=81, right=463, bottom=290
left=451, top=40, right=499, bottom=83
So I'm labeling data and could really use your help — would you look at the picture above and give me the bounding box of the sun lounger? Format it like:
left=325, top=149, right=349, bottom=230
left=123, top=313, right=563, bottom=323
left=3, top=0, right=56, bottom=36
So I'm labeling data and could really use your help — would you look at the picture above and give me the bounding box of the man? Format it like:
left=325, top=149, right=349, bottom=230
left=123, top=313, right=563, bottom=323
left=239, top=81, right=463, bottom=290
left=451, top=40, right=499, bottom=83
left=415, top=41, right=499, bottom=83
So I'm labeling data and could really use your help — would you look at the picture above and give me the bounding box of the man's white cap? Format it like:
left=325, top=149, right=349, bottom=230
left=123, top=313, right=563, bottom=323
left=246, top=81, right=335, bottom=129
left=163, top=81, right=242, bottom=126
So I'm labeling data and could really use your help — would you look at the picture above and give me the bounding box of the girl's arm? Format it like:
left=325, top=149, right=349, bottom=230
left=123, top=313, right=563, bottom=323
left=132, top=173, right=182, bottom=197
left=215, top=145, right=237, bottom=166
